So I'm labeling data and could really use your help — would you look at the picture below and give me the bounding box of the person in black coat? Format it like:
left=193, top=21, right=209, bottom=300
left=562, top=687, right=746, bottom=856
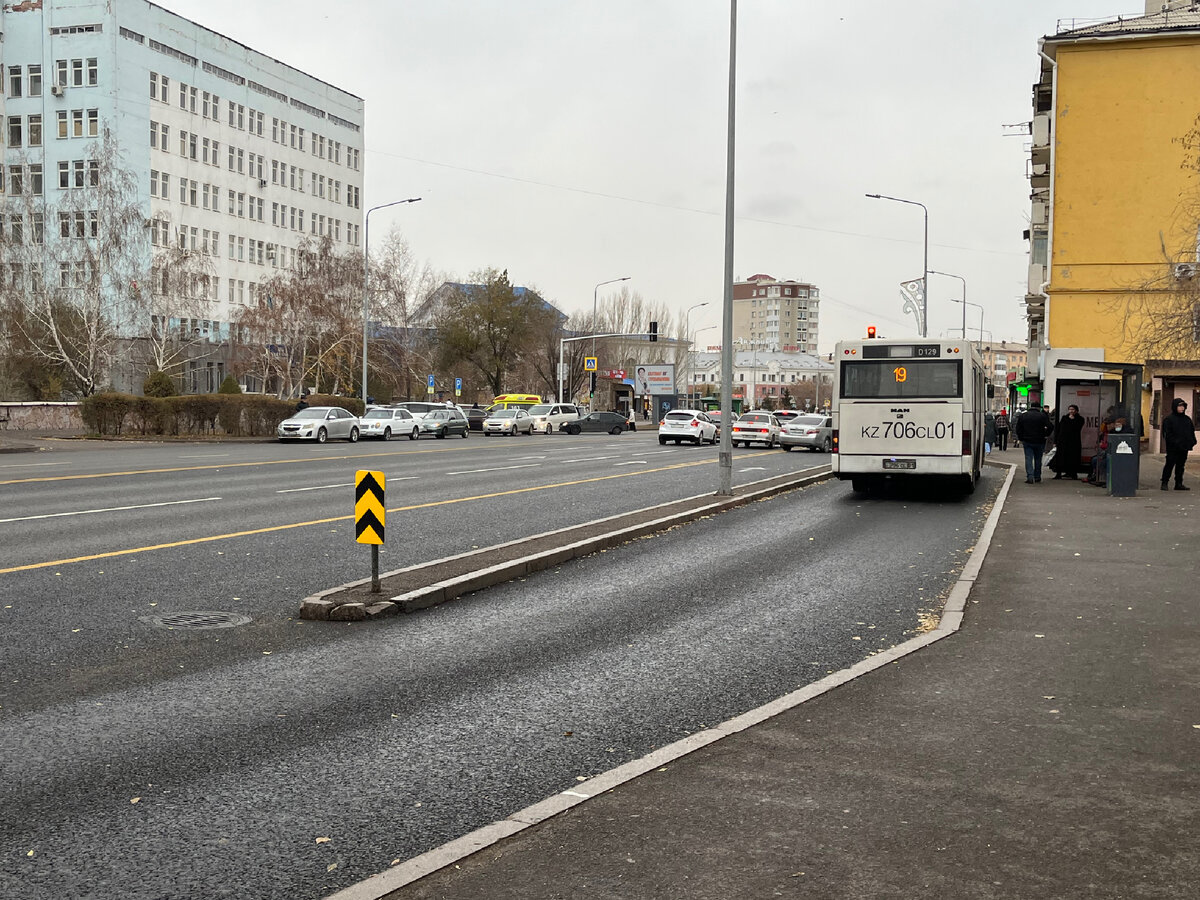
left=1052, top=404, right=1085, bottom=479
left=1014, top=405, right=1054, bottom=483
left=1161, top=398, right=1197, bottom=490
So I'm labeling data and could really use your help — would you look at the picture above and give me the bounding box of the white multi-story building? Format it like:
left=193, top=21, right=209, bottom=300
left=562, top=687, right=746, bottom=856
left=732, top=274, right=820, bottom=355
left=1, top=0, right=364, bottom=392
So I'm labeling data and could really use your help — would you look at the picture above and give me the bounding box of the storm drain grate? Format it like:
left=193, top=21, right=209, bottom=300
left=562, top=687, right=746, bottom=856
left=141, top=611, right=252, bottom=630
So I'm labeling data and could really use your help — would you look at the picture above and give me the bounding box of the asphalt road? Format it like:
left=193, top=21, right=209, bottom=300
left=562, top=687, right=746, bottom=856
left=0, top=433, right=1001, bottom=900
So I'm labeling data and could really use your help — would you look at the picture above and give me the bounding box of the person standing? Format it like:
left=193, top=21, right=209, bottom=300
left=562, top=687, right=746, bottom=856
left=1052, top=404, right=1085, bottom=480
left=1160, top=398, right=1197, bottom=490
left=994, top=408, right=1011, bottom=451
left=1015, top=404, right=1054, bottom=483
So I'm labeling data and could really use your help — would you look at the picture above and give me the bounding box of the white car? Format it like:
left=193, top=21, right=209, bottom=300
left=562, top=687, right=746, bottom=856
left=730, top=411, right=781, bottom=448
left=276, top=407, right=360, bottom=443
left=359, top=407, right=419, bottom=441
left=483, top=408, right=534, bottom=435
left=657, top=409, right=718, bottom=445
left=526, top=403, right=580, bottom=434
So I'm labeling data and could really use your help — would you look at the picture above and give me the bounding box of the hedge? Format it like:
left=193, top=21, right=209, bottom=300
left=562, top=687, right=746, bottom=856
left=78, top=392, right=364, bottom=437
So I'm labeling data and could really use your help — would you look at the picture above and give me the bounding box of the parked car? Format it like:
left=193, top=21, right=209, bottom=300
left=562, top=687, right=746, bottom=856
left=416, top=407, right=470, bottom=439
left=526, top=403, right=581, bottom=434
left=463, top=407, right=487, bottom=431
left=360, top=407, right=419, bottom=441
left=565, top=411, right=630, bottom=435
left=483, top=408, right=534, bottom=436
left=276, top=407, right=360, bottom=443
left=780, top=414, right=833, bottom=452
left=730, top=411, right=781, bottom=448
left=658, top=409, right=718, bottom=445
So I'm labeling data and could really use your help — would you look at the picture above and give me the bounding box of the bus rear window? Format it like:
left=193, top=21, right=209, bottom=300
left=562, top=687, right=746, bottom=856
left=840, top=359, right=961, bottom=399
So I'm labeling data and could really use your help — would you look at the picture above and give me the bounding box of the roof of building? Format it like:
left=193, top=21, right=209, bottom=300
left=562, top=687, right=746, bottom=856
left=1051, top=7, right=1200, bottom=41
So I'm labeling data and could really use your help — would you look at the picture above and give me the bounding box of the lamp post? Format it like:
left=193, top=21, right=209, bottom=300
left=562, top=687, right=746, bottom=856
left=362, top=197, right=421, bottom=404
left=592, top=276, right=630, bottom=359
left=866, top=193, right=929, bottom=337
left=683, top=302, right=709, bottom=402
left=929, top=269, right=966, bottom=339
left=950, top=298, right=984, bottom=343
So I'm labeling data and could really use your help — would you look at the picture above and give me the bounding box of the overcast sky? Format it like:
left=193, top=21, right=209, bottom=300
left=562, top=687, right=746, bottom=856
left=165, top=0, right=1133, bottom=352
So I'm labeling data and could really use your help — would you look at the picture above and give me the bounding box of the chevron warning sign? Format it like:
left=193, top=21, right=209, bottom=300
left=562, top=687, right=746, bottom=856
left=354, top=470, right=386, bottom=545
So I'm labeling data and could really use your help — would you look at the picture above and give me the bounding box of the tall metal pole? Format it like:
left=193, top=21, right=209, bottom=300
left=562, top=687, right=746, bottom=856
left=592, top=276, right=630, bottom=358
left=683, top=301, right=708, bottom=403
left=361, top=197, right=421, bottom=404
left=930, top=270, right=967, bottom=338
left=718, top=0, right=737, bottom=496
left=866, top=193, right=929, bottom=338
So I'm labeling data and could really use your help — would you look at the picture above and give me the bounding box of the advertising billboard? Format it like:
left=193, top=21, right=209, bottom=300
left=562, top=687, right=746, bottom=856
left=633, top=364, right=675, bottom=396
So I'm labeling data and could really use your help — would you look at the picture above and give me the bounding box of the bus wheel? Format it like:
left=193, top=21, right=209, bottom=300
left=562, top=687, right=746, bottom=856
left=851, top=477, right=868, bottom=493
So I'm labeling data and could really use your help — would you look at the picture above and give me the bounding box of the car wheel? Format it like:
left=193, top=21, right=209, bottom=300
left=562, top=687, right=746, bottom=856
left=462, top=428, right=469, bottom=438
left=822, top=436, right=832, bottom=453
left=609, top=426, right=623, bottom=435
left=410, top=427, right=419, bottom=440
left=659, top=437, right=667, bottom=445
left=316, top=428, right=328, bottom=443
left=692, top=436, right=701, bottom=445
left=568, top=424, right=581, bottom=435
left=348, top=426, right=359, bottom=443
left=782, top=443, right=792, bottom=452
left=436, top=428, right=447, bottom=439
left=709, top=432, right=718, bottom=444
left=383, top=427, right=392, bottom=441
left=770, top=434, right=778, bottom=448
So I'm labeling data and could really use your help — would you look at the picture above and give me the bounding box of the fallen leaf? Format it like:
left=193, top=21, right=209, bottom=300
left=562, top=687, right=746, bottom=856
left=130, top=797, right=140, bottom=804
left=27, top=850, right=34, bottom=857
left=1034, top=634, right=1045, bottom=638
left=262, top=651, right=272, bottom=655
left=315, top=837, right=330, bottom=844
left=326, top=863, right=338, bottom=872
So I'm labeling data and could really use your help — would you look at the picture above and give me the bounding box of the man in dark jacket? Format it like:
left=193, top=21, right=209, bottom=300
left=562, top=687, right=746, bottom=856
left=1015, top=404, right=1054, bottom=483
left=1161, top=398, right=1197, bottom=490
left=1052, top=404, right=1085, bottom=480
left=994, top=408, right=1011, bottom=451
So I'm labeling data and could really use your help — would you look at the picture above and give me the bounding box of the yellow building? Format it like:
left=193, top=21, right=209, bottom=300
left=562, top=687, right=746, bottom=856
left=1029, top=2, right=1200, bottom=446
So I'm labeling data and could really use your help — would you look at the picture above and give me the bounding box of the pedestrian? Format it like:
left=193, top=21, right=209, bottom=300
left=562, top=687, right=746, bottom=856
left=1015, top=403, right=1054, bottom=483
left=294, top=390, right=309, bottom=413
left=1052, top=404, right=1085, bottom=480
left=1160, top=398, right=1197, bottom=491
left=1043, top=405, right=1056, bottom=451
left=994, top=408, right=1011, bottom=451
left=984, top=411, right=997, bottom=454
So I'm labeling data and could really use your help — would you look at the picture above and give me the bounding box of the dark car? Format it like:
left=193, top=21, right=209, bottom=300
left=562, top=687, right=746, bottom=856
left=464, top=407, right=486, bottom=431
left=416, top=408, right=470, bottom=439
left=566, top=412, right=630, bottom=435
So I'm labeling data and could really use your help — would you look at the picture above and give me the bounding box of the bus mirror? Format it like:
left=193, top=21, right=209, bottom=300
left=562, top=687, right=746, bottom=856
left=987, top=384, right=995, bottom=398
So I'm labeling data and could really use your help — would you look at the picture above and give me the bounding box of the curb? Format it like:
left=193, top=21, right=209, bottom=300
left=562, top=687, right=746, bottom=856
left=299, top=467, right=834, bottom=621
left=322, top=463, right=1017, bottom=900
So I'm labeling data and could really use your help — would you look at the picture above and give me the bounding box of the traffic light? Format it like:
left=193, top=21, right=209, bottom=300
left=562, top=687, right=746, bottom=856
left=649, top=321, right=658, bottom=342
left=589, top=371, right=597, bottom=394
left=866, top=325, right=877, bottom=339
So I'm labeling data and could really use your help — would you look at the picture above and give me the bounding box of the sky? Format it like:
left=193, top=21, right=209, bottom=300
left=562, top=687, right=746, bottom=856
left=162, top=0, right=1137, bottom=353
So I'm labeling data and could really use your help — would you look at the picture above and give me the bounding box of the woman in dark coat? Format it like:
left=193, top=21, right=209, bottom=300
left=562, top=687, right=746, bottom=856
left=1052, top=404, right=1085, bottom=479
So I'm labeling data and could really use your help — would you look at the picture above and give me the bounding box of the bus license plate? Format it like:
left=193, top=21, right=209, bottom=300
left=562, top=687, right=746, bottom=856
left=883, top=458, right=916, bottom=470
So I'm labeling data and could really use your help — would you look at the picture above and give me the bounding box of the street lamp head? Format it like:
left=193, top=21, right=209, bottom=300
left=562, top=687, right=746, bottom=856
left=865, top=193, right=881, bottom=199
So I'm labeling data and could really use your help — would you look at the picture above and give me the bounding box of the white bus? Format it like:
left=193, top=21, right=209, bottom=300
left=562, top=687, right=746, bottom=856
left=832, top=334, right=985, bottom=493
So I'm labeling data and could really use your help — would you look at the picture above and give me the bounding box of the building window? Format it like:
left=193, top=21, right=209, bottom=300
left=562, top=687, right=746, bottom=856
left=8, top=66, right=23, bottom=98
left=87, top=58, right=98, bottom=86
left=7, top=116, right=23, bottom=148
left=28, top=65, right=42, bottom=97
left=28, top=114, right=42, bottom=147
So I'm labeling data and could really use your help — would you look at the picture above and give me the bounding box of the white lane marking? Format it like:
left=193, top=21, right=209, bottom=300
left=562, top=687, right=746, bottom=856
left=179, top=453, right=231, bottom=459
left=555, top=456, right=617, bottom=464
left=445, top=463, right=542, bottom=476
left=613, top=460, right=647, bottom=467
left=511, top=456, right=548, bottom=461
left=741, top=467, right=767, bottom=472
left=0, top=496, right=222, bottom=524
left=0, top=461, right=68, bottom=469
left=276, top=483, right=354, bottom=494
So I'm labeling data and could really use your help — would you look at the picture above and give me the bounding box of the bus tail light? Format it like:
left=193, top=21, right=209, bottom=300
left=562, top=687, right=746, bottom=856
left=962, top=429, right=972, bottom=455
left=832, top=430, right=839, bottom=453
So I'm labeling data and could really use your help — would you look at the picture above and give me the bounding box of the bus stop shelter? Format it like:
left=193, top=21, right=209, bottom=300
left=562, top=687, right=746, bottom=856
left=1054, top=359, right=1144, bottom=495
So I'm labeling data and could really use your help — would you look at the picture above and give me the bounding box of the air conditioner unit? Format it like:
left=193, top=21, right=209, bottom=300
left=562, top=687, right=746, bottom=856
left=1174, top=263, right=1196, bottom=279
left=50, top=84, right=64, bottom=97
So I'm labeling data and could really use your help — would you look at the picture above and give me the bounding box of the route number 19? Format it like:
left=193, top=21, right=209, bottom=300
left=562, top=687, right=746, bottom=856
left=893, top=366, right=907, bottom=383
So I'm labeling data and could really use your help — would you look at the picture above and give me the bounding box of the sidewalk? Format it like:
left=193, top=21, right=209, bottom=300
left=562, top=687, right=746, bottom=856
left=344, top=447, right=1200, bottom=900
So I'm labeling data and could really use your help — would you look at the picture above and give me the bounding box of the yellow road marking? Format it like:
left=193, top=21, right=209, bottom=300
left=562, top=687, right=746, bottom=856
left=0, top=446, right=461, bottom=486
left=0, top=455, right=750, bottom=575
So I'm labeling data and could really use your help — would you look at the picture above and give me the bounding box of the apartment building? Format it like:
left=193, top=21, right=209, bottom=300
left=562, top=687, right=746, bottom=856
left=732, top=274, right=820, bottom=355
left=1, top=0, right=364, bottom=392
left=1026, top=1, right=1200, bottom=444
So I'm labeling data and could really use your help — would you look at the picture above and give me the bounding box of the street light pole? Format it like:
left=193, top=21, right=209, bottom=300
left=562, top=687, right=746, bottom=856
left=866, top=193, right=929, bottom=338
left=950, top=298, right=985, bottom=343
left=592, top=276, right=631, bottom=358
left=930, top=269, right=966, bottom=339
left=683, top=301, right=709, bottom=402
left=362, top=197, right=421, bottom=404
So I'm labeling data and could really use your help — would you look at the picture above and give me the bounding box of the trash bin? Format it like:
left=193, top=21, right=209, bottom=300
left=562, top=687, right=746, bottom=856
left=1107, top=431, right=1139, bottom=496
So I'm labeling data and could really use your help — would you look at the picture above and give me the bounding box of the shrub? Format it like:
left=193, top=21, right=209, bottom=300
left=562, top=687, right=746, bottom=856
left=218, top=375, right=242, bottom=394
left=130, top=396, right=170, bottom=435
left=79, top=392, right=132, bottom=435
left=143, top=370, right=177, bottom=397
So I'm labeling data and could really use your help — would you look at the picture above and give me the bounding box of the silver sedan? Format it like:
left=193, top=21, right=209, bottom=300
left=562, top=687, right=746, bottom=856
left=276, top=407, right=360, bottom=443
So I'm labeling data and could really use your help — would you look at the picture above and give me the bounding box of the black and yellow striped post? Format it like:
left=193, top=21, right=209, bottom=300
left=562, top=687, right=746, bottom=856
left=355, top=470, right=386, bottom=592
